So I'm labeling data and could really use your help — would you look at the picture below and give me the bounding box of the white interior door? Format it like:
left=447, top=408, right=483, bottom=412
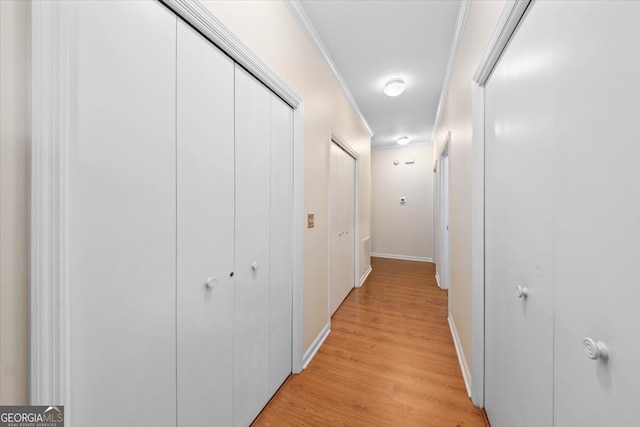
left=176, top=20, right=235, bottom=426
left=484, top=2, right=555, bottom=425
left=69, top=2, right=177, bottom=425
left=330, top=142, right=356, bottom=316
left=551, top=2, right=640, bottom=425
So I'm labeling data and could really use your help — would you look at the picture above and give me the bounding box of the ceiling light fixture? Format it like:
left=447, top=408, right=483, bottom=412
left=397, top=136, right=410, bottom=146
left=383, top=78, right=405, bottom=97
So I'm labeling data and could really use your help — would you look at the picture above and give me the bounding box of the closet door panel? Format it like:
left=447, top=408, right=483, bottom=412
left=176, top=20, right=235, bottom=426
left=69, top=1, right=177, bottom=425
left=268, top=95, right=294, bottom=396
left=234, top=66, right=271, bottom=427
left=484, top=2, right=555, bottom=425
left=553, top=2, right=640, bottom=425
left=330, top=144, right=356, bottom=315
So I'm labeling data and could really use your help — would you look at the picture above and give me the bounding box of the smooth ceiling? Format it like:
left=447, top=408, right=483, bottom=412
left=299, top=0, right=461, bottom=149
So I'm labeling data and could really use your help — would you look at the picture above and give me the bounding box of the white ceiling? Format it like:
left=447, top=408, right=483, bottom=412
left=298, top=0, right=461, bottom=149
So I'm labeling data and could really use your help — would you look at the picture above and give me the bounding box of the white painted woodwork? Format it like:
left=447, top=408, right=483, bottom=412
left=234, top=66, right=273, bottom=427
left=69, top=1, right=177, bottom=425
left=330, top=142, right=356, bottom=316
left=176, top=20, right=235, bottom=426
left=268, top=95, right=294, bottom=397
left=484, top=1, right=640, bottom=426
left=439, top=140, right=450, bottom=291
left=551, top=2, right=640, bottom=425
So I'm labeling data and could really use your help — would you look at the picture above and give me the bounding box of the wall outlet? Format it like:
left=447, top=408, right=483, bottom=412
left=400, top=197, right=407, bottom=204
left=307, top=213, right=315, bottom=228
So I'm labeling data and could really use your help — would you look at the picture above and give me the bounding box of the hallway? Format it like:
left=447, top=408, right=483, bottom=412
left=253, top=257, right=486, bottom=426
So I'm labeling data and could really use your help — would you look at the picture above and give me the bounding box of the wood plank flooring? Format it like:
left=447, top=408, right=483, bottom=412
left=253, top=257, right=486, bottom=426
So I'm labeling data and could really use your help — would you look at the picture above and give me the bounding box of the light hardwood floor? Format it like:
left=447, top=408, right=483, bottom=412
left=253, top=257, right=487, bottom=426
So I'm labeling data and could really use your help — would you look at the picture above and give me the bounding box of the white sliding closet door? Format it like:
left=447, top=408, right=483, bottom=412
left=234, top=66, right=273, bottom=427
left=176, top=20, right=235, bottom=426
left=69, top=1, right=177, bottom=425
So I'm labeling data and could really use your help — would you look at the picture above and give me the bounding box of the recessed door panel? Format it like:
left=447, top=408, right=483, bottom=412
left=234, top=66, right=271, bottom=427
left=176, top=20, right=235, bottom=427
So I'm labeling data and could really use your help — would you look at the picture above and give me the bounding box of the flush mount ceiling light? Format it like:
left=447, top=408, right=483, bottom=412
left=383, top=78, right=405, bottom=97
left=397, top=136, right=410, bottom=146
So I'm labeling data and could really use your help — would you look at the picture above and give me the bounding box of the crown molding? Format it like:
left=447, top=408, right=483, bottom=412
left=162, top=0, right=302, bottom=108
left=473, top=0, right=532, bottom=85
left=285, top=0, right=374, bottom=137
left=430, top=0, right=472, bottom=146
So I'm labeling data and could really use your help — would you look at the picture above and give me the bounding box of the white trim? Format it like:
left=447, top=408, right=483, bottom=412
left=332, top=130, right=359, bottom=160
left=30, top=0, right=73, bottom=409
left=470, top=82, right=485, bottom=407
left=438, top=132, right=451, bottom=292
left=468, top=0, right=532, bottom=407
left=302, top=323, right=331, bottom=369
left=430, top=0, right=471, bottom=145
left=284, top=0, right=373, bottom=137
left=435, top=272, right=441, bottom=288
left=292, top=103, right=305, bottom=374
left=473, top=0, right=532, bottom=86
left=371, top=253, right=433, bottom=263
left=358, top=265, right=372, bottom=288
left=448, top=314, right=472, bottom=398
left=161, top=0, right=302, bottom=108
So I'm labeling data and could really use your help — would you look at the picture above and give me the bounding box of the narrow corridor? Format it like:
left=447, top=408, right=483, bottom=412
left=254, top=257, right=486, bottom=426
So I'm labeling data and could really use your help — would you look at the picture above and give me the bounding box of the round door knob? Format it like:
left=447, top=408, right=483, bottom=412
left=583, top=338, right=609, bottom=361
left=205, top=277, right=217, bottom=289
left=251, top=262, right=259, bottom=271
left=516, top=285, right=529, bottom=298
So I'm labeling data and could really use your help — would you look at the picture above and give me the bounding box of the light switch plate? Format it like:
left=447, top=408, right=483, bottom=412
left=307, top=213, right=315, bottom=228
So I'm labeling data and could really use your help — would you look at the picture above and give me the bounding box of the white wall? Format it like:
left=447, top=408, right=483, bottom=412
left=0, top=0, right=30, bottom=405
left=371, top=145, right=433, bottom=261
left=433, top=0, right=505, bottom=373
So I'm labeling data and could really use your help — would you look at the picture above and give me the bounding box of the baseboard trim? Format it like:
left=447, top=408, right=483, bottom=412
left=302, top=322, right=331, bottom=370
left=371, top=253, right=433, bottom=263
left=435, top=272, right=441, bottom=288
left=358, top=265, right=372, bottom=288
left=448, top=314, right=472, bottom=397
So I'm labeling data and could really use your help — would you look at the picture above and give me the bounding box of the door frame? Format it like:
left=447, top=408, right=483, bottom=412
left=328, top=132, right=359, bottom=319
left=30, top=0, right=306, bottom=407
left=469, top=0, right=533, bottom=407
left=438, top=133, right=451, bottom=292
